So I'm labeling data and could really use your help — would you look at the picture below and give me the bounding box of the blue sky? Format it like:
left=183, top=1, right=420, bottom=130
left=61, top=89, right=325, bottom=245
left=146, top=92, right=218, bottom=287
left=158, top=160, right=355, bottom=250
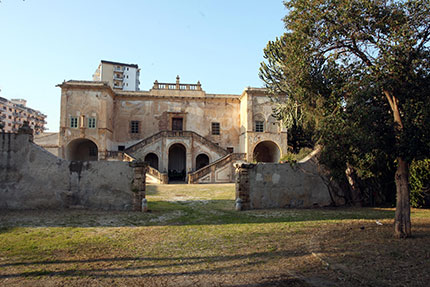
left=0, top=0, right=286, bottom=131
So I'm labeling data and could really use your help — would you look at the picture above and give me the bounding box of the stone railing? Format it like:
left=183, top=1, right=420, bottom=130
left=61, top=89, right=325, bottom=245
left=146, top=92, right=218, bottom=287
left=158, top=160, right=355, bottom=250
left=104, top=151, right=135, bottom=162
left=147, top=165, right=168, bottom=184
left=188, top=153, right=246, bottom=184
left=152, top=77, right=202, bottom=91
left=125, top=130, right=228, bottom=156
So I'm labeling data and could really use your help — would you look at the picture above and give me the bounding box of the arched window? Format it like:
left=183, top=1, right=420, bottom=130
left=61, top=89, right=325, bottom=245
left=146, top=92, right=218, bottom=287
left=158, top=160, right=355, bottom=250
left=195, top=154, right=210, bottom=170
left=144, top=153, right=159, bottom=170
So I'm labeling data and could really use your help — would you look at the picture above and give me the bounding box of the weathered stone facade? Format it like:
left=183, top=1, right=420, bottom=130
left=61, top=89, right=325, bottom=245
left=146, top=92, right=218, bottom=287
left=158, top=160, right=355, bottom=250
left=37, top=75, right=288, bottom=183
left=1, top=131, right=147, bottom=210
left=235, top=158, right=345, bottom=209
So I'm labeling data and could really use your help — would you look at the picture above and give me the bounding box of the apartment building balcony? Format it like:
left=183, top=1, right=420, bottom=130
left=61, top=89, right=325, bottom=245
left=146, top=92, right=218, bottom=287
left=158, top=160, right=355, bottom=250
left=113, top=74, right=124, bottom=81
left=114, top=67, right=124, bottom=72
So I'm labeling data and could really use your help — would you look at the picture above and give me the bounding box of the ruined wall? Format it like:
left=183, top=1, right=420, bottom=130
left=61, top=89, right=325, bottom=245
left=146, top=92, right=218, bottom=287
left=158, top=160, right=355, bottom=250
left=0, top=133, right=145, bottom=210
left=235, top=159, right=343, bottom=209
left=34, top=132, right=60, bottom=157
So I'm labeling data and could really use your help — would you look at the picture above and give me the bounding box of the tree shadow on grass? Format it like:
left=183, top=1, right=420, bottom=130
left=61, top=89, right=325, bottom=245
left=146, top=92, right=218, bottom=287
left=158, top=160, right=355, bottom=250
left=0, top=250, right=307, bottom=281
left=0, top=202, right=397, bottom=228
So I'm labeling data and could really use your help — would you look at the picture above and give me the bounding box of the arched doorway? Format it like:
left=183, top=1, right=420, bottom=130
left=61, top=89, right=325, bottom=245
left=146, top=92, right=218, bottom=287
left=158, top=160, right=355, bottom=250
left=67, top=138, right=98, bottom=161
left=144, top=153, right=159, bottom=170
left=195, top=154, right=209, bottom=170
left=253, top=141, right=280, bottom=163
left=168, top=143, right=186, bottom=181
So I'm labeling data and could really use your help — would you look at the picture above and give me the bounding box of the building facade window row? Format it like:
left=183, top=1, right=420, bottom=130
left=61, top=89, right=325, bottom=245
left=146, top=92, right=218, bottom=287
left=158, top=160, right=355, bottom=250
left=69, top=116, right=97, bottom=129
left=0, top=97, right=46, bottom=134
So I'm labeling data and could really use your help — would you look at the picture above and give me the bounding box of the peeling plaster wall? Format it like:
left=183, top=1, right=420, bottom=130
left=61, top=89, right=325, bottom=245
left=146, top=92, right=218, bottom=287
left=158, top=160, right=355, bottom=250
left=34, top=132, right=60, bottom=157
left=59, top=85, right=115, bottom=159
left=236, top=159, right=343, bottom=209
left=0, top=133, right=138, bottom=210
left=113, top=96, right=241, bottom=151
left=239, top=89, right=288, bottom=161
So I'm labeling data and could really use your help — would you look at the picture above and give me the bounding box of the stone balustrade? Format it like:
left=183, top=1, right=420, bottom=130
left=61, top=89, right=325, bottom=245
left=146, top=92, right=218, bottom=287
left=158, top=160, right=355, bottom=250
left=152, top=76, right=202, bottom=91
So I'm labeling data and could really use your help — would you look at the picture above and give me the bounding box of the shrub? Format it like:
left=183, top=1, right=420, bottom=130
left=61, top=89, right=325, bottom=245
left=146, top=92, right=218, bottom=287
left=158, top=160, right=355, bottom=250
left=280, top=147, right=313, bottom=163
left=409, top=159, right=430, bottom=208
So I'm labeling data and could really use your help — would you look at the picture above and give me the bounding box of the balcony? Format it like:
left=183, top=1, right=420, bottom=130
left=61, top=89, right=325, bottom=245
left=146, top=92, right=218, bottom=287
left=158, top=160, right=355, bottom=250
left=114, top=67, right=123, bottom=72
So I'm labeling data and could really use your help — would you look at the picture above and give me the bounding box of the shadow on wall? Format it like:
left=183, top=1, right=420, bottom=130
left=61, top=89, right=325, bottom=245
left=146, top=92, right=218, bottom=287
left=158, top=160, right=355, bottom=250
left=253, top=141, right=280, bottom=163
left=236, top=155, right=345, bottom=210
left=0, top=132, right=147, bottom=211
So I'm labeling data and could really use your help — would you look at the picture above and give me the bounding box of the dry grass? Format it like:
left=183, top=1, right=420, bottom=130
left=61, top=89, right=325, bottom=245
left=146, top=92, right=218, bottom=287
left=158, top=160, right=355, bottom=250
left=0, top=183, right=429, bottom=286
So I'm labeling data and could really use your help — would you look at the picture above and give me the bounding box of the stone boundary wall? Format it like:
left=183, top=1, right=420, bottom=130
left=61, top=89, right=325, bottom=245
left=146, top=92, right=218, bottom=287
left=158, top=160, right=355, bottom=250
left=235, top=158, right=344, bottom=210
left=1, top=132, right=147, bottom=211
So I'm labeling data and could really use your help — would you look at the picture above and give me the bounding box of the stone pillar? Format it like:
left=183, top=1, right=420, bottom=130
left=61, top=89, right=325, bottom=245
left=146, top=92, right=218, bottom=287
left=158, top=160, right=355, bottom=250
left=235, top=163, right=253, bottom=210
left=176, top=75, right=180, bottom=89
left=17, top=121, right=33, bottom=142
left=129, top=160, right=148, bottom=211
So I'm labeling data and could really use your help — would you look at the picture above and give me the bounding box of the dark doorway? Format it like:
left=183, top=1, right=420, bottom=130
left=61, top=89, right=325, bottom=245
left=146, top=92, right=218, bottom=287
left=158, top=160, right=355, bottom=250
left=195, top=154, right=210, bottom=170
left=144, top=153, right=159, bottom=170
left=168, top=143, right=186, bottom=181
left=253, top=141, right=280, bottom=163
left=172, top=117, right=183, bottom=131
left=67, top=138, right=98, bottom=161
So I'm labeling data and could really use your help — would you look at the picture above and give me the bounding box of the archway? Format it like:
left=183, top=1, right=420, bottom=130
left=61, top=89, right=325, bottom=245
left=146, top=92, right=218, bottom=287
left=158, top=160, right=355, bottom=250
left=145, top=153, right=159, bottom=170
left=253, top=141, right=280, bottom=163
left=67, top=138, right=98, bottom=161
left=195, top=154, right=209, bottom=170
left=168, top=143, right=186, bottom=181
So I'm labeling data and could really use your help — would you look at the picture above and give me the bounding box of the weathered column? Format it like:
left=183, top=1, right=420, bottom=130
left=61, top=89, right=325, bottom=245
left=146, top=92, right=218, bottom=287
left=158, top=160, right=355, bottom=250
left=129, top=160, right=148, bottom=211
left=17, top=121, right=33, bottom=142
left=235, top=163, right=253, bottom=210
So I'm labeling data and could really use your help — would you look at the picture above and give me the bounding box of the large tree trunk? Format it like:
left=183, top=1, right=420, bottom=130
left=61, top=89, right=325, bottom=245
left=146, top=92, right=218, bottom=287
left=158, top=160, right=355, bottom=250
left=345, top=163, right=362, bottom=207
left=384, top=90, right=412, bottom=238
left=394, top=157, right=411, bottom=238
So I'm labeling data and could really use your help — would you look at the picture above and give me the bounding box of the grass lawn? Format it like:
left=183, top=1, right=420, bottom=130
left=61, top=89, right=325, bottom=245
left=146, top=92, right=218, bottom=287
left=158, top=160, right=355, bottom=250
left=0, top=183, right=429, bottom=286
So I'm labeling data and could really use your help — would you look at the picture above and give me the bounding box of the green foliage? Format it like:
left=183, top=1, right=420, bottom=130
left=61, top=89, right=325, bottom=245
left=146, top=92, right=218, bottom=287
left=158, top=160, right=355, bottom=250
left=280, top=147, right=313, bottom=163
left=409, top=159, right=430, bottom=207
left=260, top=0, right=430, bottom=206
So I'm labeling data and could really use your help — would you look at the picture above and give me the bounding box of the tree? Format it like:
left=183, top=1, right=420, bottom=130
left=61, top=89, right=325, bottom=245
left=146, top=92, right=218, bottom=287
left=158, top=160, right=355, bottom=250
left=261, top=0, right=430, bottom=237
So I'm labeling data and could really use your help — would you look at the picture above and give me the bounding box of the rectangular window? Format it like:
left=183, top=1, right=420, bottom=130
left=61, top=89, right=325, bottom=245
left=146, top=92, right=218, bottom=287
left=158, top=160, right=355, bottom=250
left=211, top=122, right=220, bottom=135
left=89, top=147, right=98, bottom=157
left=118, top=145, right=125, bottom=151
left=227, top=147, right=234, bottom=153
left=255, top=121, right=264, bottom=132
left=70, top=116, right=78, bottom=128
left=88, top=117, right=96, bottom=129
left=172, top=117, right=183, bottom=131
left=130, top=120, right=139, bottom=133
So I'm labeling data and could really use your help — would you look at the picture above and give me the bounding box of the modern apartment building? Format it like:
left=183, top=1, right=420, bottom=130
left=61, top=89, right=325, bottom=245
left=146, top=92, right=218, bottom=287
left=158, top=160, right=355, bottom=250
left=0, top=97, right=46, bottom=134
left=92, top=60, right=140, bottom=91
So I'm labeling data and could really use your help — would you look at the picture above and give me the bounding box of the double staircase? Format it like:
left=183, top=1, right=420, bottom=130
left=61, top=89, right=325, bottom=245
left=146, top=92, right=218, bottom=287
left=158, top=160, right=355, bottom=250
left=125, top=130, right=228, bottom=156
left=187, top=152, right=246, bottom=183
left=110, top=130, right=245, bottom=184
